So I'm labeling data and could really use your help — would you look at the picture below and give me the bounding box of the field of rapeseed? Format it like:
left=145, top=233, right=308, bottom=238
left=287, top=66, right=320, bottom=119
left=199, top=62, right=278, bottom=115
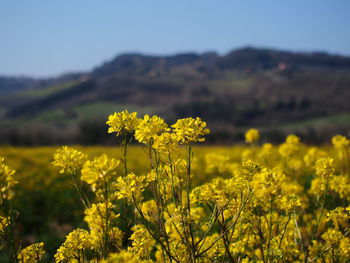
left=1, top=111, right=350, bottom=262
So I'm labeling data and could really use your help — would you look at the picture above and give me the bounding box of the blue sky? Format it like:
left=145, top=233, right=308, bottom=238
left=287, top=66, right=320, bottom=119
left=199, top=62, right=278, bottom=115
left=1, top=1, right=349, bottom=77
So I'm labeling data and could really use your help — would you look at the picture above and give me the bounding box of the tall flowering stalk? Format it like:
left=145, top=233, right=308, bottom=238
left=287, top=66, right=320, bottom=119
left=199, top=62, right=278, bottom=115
left=107, top=110, right=139, bottom=176
left=52, top=147, right=90, bottom=208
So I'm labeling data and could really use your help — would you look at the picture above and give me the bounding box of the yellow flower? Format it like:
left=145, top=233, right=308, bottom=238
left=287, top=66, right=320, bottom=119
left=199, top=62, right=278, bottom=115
left=287, top=158, right=303, bottom=171
left=303, top=147, right=327, bottom=167
left=0, top=156, right=17, bottom=203
left=135, top=114, right=168, bottom=144
left=308, top=240, right=325, bottom=260
left=278, top=134, right=300, bottom=158
left=251, top=166, right=287, bottom=203
left=322, top=229, right=343, bottom=246
left=52, top=146, right=87, bottom=175
left=245, top=128, right=260, bottom=143
left=309, top=177, right=327, bottom=196
left=0, top=216, right=10, bottom=234
left=55, top=229, right=93, bottom=263
left=327, top=207, right=349, bottom=229
left=171, top=117, right=210, bottom=143
left=81, top=154, right=120, bottom=192
left=106, top=110, right=139, bottom=136
left=140, top=200, right=157, bottom=223
left=332, top=135, right=349, bottom=149
left=101, top=250, right=151, bottom=263
left=315, top=157, right=334, bottom=178
left=339, top=237, right=350, bottom=258
left=286, top=134, right=300, bottom=144
left=329, top=175, right=350, bottom=200
left=17, top=242, right=45, bottom=263
left=278, top=193, right=301, bottom=213
left=241, top=148, right=253, bottom=161
left=258, top=143, right=274, bottom=162
left=152, top=132, right=180, bottom=153
left=114, top=172, right=154, bottom=202
left=84, top=202, right=119, bottom=232
left=128, top=224, right=155, bottom=259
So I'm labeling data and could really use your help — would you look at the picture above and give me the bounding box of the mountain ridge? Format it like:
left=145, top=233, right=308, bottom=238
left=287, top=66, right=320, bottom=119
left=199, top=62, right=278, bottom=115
left=3, top=46, right=350, bottom=90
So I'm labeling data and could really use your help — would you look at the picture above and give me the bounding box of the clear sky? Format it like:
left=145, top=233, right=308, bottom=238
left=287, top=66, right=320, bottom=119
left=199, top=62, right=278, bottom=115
left=1, top=0, right=350, bottom=77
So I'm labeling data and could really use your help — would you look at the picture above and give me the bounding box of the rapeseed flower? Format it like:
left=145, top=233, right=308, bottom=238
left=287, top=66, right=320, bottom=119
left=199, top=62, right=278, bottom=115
left=52, top=146, right=87, bottom=175
left=152, top=132, right=179, bottom=153
left=17, top=242, right=45, bottom=263
left=245, top=128, right=260, bottom=143
left=128, top=224, right=155, bottom=259
left=101, top=250, right=151, bottom=263
left=171, top=117, right=209, bottom=143
left=332, top=135, right=349, bottom=149
left=315, top=157, right=335, bottom=178
left=106, top=110, right=139, bottom=136
left=114, top=172, right=155, bottom=202
left=81, top=154, right=120, bottom=192
left=0, top=156, right=17, bottom=203
left=278, top=134, right=300, bottom=158
left=0, top=216, right=10, bottom=234
left=135, top=114, right=168, bottom=144
left=55, top=229, right=93, bottom=263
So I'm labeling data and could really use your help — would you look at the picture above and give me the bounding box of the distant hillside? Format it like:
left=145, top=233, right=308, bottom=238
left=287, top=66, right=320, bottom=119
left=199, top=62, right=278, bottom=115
left=1, top=47, right=350, bottom=145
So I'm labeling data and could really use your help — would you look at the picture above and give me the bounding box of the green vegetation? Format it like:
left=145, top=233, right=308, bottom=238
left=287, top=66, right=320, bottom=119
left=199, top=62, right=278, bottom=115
left=18, top=81, right=79, bottom=98
left=74, top=103, right=158, bottom=121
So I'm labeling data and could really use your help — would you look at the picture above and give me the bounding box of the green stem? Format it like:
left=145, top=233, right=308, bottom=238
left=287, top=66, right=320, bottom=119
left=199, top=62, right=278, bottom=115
left=186, top=144, right=196, bottom=262
left=278, top=213, right=291, bottom=249
left=71, top=172, right=90, bottom=208
left=122, top=134, right=129, bottom=177
left=266, top=198, right=273, bottom=262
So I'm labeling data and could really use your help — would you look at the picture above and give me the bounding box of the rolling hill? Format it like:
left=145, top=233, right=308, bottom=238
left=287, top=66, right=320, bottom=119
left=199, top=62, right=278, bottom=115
left=1, top=47, right=350, bottom=145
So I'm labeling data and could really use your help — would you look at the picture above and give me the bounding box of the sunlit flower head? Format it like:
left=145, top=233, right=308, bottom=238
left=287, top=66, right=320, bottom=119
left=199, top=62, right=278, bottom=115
left=106, top=110, right=139, bottom=136
left=332, top=135, right=349, bottom=149
left=152, top=132, right=180, bottom=153
left=0, top=156, right=17, bottom=203
left=135, top=114, right=169, bottom=144
left=171, top=117, right=210, bottom=143
left=17, top=242, right=45, bottom=263
left=52, top=146, right=87, bottom=175
left=245, top=128, right=260, bottom=143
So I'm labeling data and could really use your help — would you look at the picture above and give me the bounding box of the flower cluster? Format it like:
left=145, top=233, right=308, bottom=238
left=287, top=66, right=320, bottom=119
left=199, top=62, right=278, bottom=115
left=0, top=216, right=9, bottom=234
left=135, top=115, right=168, bottom=144
left=171, top=117, right=210, bottom=143
left=17, top=242, right=45, bottom=263
left=128, top=224, right=155, bottom=259
left=55, top=229, right=94, bottom=263
left=106, top=110, right=139, bottom=136
left=0, top=156, right=17, bottom=203
left=115, top=172, right=155, bottom=202
left=101, top=251, right=151, bottom=263
left=245, top=128, right=260, bottom=143
left=81, top=154, right=120, bottom=193
left=332, top=135, right=349, bottom=149
left=84, top=202, right=123, bottom=251
left=152, top=132, right=180, bottom=153
left=52, top=146, right=87, bottom=175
